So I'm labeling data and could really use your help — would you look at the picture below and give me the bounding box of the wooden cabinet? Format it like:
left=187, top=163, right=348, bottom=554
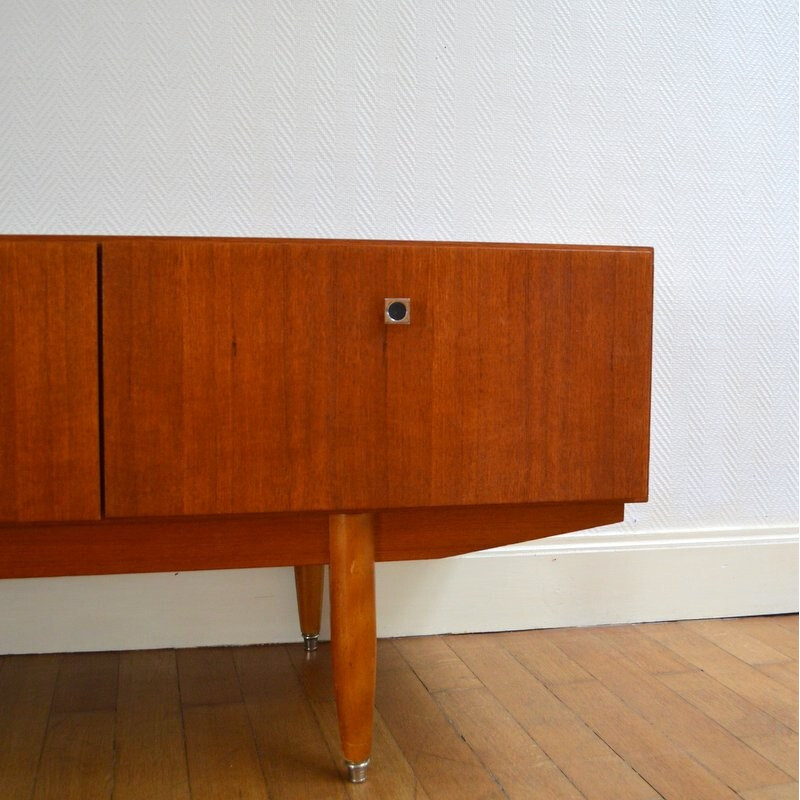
left=0, top=239, right=99, bottom=522
left=0, top=235, right=653, bottom=782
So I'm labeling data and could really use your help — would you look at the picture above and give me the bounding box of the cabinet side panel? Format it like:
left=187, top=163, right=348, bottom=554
left=612, top=251, right=654, bottom=500
left=0, top=240, right=100, bottom=522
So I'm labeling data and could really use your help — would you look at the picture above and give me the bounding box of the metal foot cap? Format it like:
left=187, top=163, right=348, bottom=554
left=345, top=759, right=370, bottom=783
left=302, top=633, right=319, bottom=652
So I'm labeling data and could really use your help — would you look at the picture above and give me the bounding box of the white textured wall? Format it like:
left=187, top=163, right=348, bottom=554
left=0, top=1, right=796, bottom=649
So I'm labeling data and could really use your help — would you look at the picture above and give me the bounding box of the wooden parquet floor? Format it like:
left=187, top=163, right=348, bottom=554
left=0, top=615, right=796, bottom=799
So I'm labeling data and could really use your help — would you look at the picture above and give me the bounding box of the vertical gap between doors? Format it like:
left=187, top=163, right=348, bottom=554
left=96, top=242, right=106, bottom=518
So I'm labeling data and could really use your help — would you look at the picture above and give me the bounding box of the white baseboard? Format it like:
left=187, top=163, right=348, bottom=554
left=0, top=526, right=796, bottom=654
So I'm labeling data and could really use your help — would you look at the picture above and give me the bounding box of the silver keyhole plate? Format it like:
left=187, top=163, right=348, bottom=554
left=385, top=298, right=411, bottom=325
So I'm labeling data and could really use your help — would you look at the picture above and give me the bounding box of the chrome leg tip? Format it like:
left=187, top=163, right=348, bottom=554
left=302, top=633, right=319, bottom=653
left=345, top=759, right=370, bottom=783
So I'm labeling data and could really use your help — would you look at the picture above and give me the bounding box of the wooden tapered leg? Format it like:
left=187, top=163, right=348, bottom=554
left=328, top=512, right=376, bottom=783
left=293, top=565, right=324, bottom=652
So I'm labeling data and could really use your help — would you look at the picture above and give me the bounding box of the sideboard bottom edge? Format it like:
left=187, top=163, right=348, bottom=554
left=0, top=501, right=624, bottom=579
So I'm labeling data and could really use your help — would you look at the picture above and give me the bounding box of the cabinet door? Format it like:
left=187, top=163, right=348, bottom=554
left=0, top=239, right=100, bottom=522
left=102, top=239, right=652, bottom=517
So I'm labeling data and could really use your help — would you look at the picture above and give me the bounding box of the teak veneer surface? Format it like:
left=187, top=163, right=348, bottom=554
left=0, top=501, right=622, bottom=578
left=0, top=235, right=651, bottom=577
left=101, top=238, right=653, bottom=518
left=0, top=239, right=99, bottom=522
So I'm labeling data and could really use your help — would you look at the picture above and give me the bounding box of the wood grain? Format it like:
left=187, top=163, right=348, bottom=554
left=552, top=681, right=741, bottom=800
left=589, top=622, right=693, bottom=675
left=0, top=513, right=328, bottom=578
left=396, top=634, right=582, bottom=799
left=32, top=710, right=115, bottom=800
left=435, top=687, right=584, bottom=800
left=684, top=617, right=793, bottom=665
left=176, top=647, right=241, bottom=707
left=496, top=630, right=595, bottom=685
left=295, top=564, right=325, bottom=639
left=657, top=670, right=793, bottom=740
left=234, top=645, right=348, bottom=800
left=757, top=662, right=799, bottom=692
left=101, top=238, right=652, bottom=517
left=541, top=627, right=790, bottom=792
left=0, top=239, right=99, bottom=522
left=393, top=635, right=483, bottom=694
left=32, top=652, right=119, bottom=800
left=182, top=704, right=268, bottom=800
left=0, top=655, right=60, bottom=800
left=744, top=734, right=800, bottom=780
left=374, top=640, right=506, bottom=799
left=772, top=615, right=798, bottom=632
left=177, top=645, right=266, bottom=798
left=375, top=499, right=624, bottom=560
left=113, top=651, right=190, bottom=800
left=731, top=616, right=798, bottom=659
left=50, top=651, right=119, bottom=714
left=445, top=634, right=660, bottom=800
left=329, top=513, right=376, bottom=766
left=0, top=617, right=794, bottom=798
left=642, top=622, right=798, bottom=732
left=0, top=500, right=622, bottom=578
left=741, top=785, right=800, bottom=800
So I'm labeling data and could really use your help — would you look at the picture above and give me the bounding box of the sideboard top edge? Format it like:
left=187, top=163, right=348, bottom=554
left=0, top=234, right=653, bottom=254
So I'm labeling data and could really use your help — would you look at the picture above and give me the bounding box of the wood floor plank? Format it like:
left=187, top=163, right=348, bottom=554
left=743, top=733, right=799, bottom=780
left=113, top=650, right=190, bottom=800
left=32, top=652, right=119, bottom=799
left=176, top=647, right=241, bottom=706
left=542, top=627, right=790, bottom=792
left=741, top=784, right=800, bottom=800
left=434, top=686, right=584, bottom=799
left=446, top=634, right=660, bottom=800
left=287, top=642, right=427, bottom=799
left=51, top=651, right=119, bottom=713
left=182, top=703, right=269, bottom=800
left=2, top=617, right=795, bottom=797
left=373, top=640, right=507, bottom=799
left=393, top=635, right=483, bottom=693
left=732, top=616, right=799, bottom=660
left=234, top=645, right=347, bottom=800
left=757, top=662, right=799, bottom=693
left=32, top=710, right=115, bottom=800
left=658, top=670, right=792, bottom=739
left=591, top=624, right=694, bottom=675
left=496, top=630, right=594, bottom=685
left=771, top=615, right=798, bottom=633
left=445, top=635, right=576, bottom=725
left=0, top=654, right=61, bottom=800
left=553, top=681, right=740, bottom=800
left=684, top=619, right=792, bottom=666
left=641, top=622, right=798, bottom=731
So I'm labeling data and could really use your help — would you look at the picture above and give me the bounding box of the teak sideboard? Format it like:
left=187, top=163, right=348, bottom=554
left=0, top=236, right=653, bottom=782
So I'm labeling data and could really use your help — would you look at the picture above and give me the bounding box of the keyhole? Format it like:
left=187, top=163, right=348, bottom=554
left=384, top=298, right=411, bottom=325
left=387, top=301, right=407, bottom=321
